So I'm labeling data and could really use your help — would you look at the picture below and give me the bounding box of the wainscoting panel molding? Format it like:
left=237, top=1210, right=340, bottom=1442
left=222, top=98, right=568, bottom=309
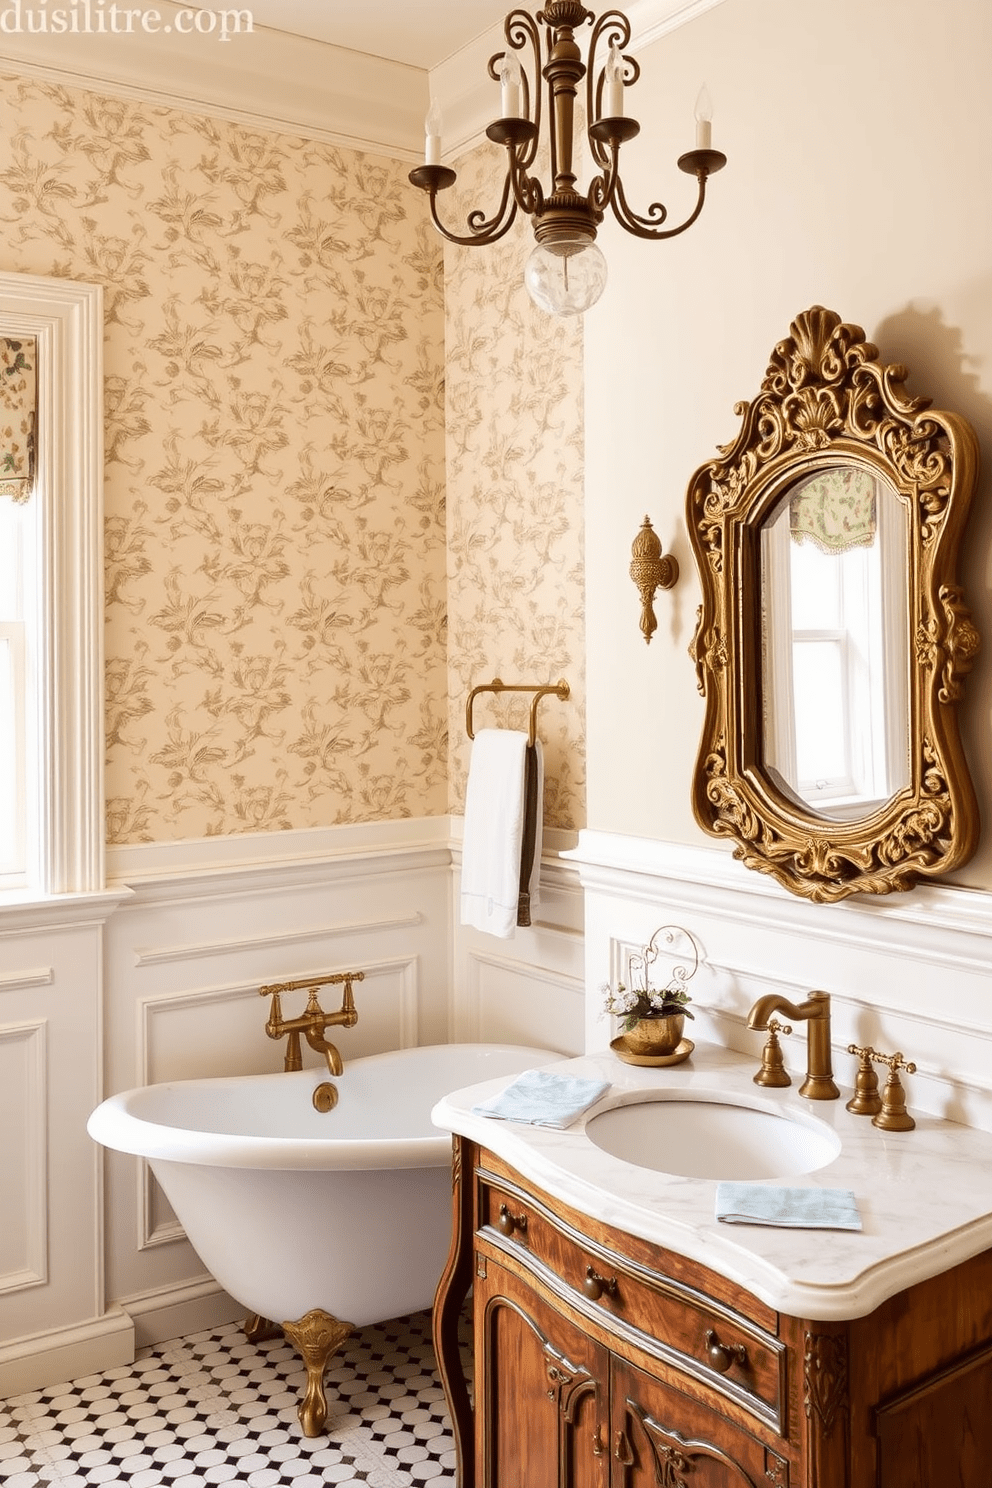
left=0, top=914, right=109, bottom=1394
left=134, top=953, right=424, bottom=1252
left=450, top=829, right=586, bottom=1057
left=0, top=1019, right=48, bottom=1294
left=133, top=912, right=424, bottom=969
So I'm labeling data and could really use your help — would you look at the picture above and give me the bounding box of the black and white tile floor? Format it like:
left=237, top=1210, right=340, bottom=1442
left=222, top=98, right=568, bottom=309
left=0, top=1309, right=461, bottom=1486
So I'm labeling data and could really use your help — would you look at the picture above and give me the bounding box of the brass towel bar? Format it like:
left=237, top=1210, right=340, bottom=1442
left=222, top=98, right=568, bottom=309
left=465, top=677, right=570, bottom=749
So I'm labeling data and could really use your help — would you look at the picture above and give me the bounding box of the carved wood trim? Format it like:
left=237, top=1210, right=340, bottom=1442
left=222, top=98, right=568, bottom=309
left=687, top=304, right=980, bottom=901
left=764, top=1449, right=789, bottom=1486
left=431, top=1135, right=476, bottom=1488
left=628, top=1397, right=762, bottom=1486
left=803, top=1329, right=850, bottom=1488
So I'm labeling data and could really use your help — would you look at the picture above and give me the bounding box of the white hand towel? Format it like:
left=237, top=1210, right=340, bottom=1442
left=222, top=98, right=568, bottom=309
left=461, top=729, right=543, bottom=939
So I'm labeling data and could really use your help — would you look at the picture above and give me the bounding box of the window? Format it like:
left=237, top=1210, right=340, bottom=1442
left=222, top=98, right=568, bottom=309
left=0, top=498, right=29, bottom=882
left=761, top=468, right=910, bottom=822
left=0, top=273, right=103, bottom=896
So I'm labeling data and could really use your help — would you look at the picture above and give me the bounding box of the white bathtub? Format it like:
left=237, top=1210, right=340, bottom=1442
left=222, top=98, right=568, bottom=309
left=88, top=1042, right=559, bottom=1328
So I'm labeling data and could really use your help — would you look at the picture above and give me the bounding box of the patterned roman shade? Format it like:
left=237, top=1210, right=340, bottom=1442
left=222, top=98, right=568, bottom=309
left=789, top=467, right=876, bottom=553
left=0, top=337, right=36, bottom=501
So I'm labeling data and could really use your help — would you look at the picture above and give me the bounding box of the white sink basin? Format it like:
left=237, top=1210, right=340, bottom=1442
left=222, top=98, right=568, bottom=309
left=585, top=1094, right=841, bottom=1181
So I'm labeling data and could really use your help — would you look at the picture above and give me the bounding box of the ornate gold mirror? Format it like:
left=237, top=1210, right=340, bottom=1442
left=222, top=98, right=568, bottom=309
left=687, top=305, right=981, bottom=902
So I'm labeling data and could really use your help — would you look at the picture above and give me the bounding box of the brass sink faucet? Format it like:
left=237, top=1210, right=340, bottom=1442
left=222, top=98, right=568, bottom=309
left=259, top=971, right=363, bottom=1077
left=746, top=989, right=839, bottom=1100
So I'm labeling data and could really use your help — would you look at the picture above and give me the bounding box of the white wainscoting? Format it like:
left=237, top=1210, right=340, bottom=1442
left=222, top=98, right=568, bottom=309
left=449, top=826, right=586, bottom=1057
left=569, top=831, right=992, bottom=1132
left=101, top=819, right=454, bottom=1344
left=0, top=895, right=133, bottom=1398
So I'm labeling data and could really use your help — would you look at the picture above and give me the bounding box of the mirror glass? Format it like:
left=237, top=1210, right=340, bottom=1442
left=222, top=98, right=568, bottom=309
left=759, top=467, right=910, bottom=822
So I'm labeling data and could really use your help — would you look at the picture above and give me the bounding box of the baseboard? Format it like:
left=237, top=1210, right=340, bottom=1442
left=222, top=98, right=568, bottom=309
left=122, top=1275, right=245, bottom=1350
left=0, top=1308, right=134, bottom=1399
left=0, top=1279, right=248, bottom=1399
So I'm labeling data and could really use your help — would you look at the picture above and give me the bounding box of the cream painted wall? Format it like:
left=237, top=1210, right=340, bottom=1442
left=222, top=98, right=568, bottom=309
left=584, top=0, right=992, bottom=886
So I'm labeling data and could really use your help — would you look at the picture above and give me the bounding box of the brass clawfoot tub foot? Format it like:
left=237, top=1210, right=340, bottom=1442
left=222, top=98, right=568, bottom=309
left=281, top=1308, right=355, bottom=1437
left=243, top=1313, right=282, bottom=1343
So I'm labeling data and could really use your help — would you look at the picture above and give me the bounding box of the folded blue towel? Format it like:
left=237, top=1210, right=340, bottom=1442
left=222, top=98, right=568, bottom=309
left=715, top=1183, right=862, bottom=1231
left=472, top=1069, right=610, bottom=1129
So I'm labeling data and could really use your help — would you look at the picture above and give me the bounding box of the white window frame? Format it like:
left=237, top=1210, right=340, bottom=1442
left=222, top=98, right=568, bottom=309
left=0, top=272, right=104, bottom=896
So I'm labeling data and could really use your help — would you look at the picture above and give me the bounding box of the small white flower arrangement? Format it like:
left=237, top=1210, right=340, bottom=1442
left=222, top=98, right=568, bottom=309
left=600, top=924, right=699, bottom=1034
left=601, top=980, right=694, bottom=1034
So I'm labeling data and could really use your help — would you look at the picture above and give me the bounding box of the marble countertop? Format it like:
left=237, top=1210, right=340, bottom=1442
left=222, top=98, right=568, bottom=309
left=431, top=1042, right=992, bottom=1320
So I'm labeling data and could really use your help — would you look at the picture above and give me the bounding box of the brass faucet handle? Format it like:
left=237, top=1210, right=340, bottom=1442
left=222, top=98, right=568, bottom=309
left=845, top=1043, right=882, bottom=1116
left=753, top=1019, right=792, bottom=1089
left=874, top=1049, right=917, bottom=1077
left=871, top=1049, right=917, bottom=1132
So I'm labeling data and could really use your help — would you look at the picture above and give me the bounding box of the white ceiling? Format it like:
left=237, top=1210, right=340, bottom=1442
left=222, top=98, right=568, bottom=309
left=188, top=1, right=513, bottom=71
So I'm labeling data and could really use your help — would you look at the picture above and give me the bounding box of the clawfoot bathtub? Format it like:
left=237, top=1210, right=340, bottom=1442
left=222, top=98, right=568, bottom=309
left=88, top=1042, right=558, bottom=1435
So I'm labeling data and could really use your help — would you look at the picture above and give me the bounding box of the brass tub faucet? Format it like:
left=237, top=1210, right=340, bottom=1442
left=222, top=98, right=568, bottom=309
left=259, top=971, right=363, bottom=1077
left=746, top=989, right=839, bottom=1100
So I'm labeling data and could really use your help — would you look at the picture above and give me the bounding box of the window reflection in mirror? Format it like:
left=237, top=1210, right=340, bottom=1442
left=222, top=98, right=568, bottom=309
left=760, top=467, right=910, bottom=822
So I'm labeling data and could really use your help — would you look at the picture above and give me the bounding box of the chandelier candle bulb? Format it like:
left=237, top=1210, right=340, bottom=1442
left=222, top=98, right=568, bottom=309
left=500, top=51, right=522, bottom=117
left=695, top=85, right=713, bottom=149
left=425, top=99, right=443, bottom=165
left=604, top=42, right=624, bottom=117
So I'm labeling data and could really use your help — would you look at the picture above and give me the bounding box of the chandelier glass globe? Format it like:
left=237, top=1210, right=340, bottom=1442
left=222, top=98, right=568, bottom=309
left=523, top=237, right=608, bottom=316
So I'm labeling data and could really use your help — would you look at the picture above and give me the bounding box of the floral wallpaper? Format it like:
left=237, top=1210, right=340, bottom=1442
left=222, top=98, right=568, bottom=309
left=442, top=142, right=586, bottom=831
left=0, top=74, right=447, bottom=843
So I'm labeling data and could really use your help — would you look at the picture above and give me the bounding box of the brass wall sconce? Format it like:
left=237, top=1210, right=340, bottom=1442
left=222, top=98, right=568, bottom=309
left=409, top=3, right=726, bottom=315
left=629, top=516, right=678, bottom=643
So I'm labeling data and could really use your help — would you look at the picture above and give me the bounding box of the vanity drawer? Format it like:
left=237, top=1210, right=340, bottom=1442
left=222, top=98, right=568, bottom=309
left=477, top=1168, right=786, bottom=1431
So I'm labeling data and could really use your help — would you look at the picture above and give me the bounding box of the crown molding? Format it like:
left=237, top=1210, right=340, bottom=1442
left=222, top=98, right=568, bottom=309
left=0, top=0, right=725, bottom=161
left=0, top=3, right=427, bottom=160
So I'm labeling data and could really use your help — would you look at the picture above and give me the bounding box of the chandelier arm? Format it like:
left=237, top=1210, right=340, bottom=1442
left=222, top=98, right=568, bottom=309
left=421, top=173, right=520, bottom=248
left=609, top=169, right=712, bottom=240
left=587, top=148, right=620, bottom=219
left=509, top=157, right=545, bottom=218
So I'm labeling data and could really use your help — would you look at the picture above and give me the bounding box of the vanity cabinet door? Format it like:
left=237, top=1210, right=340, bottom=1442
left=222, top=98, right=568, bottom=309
left=610, top=1354, right=788, bottom=1488
left=872, top=1343, right=992, bottom=1488
left=475, top=1255, right=610, bottom=1488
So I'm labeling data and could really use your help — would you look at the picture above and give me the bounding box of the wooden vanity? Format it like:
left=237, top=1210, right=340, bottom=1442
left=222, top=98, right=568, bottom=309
left=433, top=1136, right=992, bottom=1487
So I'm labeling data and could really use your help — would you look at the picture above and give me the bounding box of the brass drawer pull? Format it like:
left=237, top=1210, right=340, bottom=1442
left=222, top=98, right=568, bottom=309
left=582, top=1265, right=619, bottom=1302
left=705, top=1328, right=748, bottom=1374
left=496, top=1203, right=528, bottom=1238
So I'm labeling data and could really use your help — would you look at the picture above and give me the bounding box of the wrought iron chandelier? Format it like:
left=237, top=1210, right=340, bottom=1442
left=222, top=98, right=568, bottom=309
left=408, top=1, right=726, bottom=316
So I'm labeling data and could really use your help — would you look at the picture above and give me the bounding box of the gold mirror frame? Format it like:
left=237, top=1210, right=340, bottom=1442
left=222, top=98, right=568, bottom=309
left=687, top=305, right=981, bottom=902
